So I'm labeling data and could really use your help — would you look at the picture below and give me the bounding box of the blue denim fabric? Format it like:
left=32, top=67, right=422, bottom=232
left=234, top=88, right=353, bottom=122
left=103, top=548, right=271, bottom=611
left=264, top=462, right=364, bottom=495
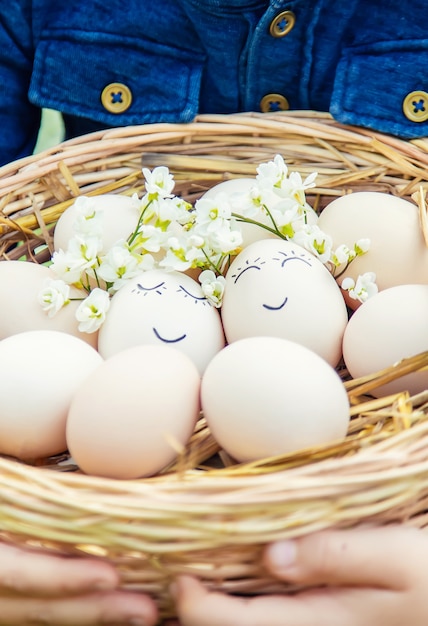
left=0, top=0, right=428, bottom=165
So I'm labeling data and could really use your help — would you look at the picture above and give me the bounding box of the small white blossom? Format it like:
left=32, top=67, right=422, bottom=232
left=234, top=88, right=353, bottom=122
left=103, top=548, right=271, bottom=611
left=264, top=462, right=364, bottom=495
left=292, top=224, right=333, bottom=264
left=159, top=247, right=191, bottom=272
left=229, top=188, right=261, bottom=218
left=256, top=154, right=289, bottom=189
left=67, top=234, right=103, bottom=272
left=134, top=223, right=166, bottom=253
left=75, top=288, right=110, bottom=333
left=194, top=195, right=233, bottom=234
left=157, top=196, right=193, bottom=225
left=276, top=170, right=317, bottom=206
left=38, top=279, right=71, bottom=318
left=354, top=238, right=371, bottom=255
left=341, top=272, right=378, bottom=303
left=269, top=199, right=300, bottom=238
left=50, top=248, right=85, bottom=285
left=331, top=243, right=356, bottom=267
left=210, top=225, right=243, bottom=255
left=255, top=154, right=316, bottom=218
left=199, top=270, right=226, bottom=307
left=97, top=240, right=151, bottom=291
left=72, top=196, right=104, bottom=237
left=142, top=165, right=175, bottom=198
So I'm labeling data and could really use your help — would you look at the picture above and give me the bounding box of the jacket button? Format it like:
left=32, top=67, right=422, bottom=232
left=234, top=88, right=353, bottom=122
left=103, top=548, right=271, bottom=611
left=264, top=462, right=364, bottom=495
left=402, top=90, right=428, bottom=122
left=260, top=93, right=290, bottom=112
left=269, top=10, right=296, bottom=37
left=101, top=82, right=133, bottom=114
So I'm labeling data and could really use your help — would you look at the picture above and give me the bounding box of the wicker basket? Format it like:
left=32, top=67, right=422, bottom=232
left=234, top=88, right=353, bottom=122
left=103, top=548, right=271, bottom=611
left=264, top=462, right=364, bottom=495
left=2, top=110, right=428, bottom=619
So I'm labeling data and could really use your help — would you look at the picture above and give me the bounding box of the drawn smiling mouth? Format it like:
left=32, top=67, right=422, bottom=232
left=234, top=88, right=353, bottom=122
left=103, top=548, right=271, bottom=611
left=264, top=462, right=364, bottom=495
left=153, top=328, right=187, bottom=343
left=262, top=296, right=288, bottom=311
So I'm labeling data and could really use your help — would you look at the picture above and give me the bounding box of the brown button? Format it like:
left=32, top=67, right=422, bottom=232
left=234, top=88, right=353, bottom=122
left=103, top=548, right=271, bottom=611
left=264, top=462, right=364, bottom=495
left=101, top=82, right=133, bottom=114
left=402, top=90, right=428, bottom=123
left=269, top=10, right=296, bottom=37
left=260, top=93, right=290, bottom=113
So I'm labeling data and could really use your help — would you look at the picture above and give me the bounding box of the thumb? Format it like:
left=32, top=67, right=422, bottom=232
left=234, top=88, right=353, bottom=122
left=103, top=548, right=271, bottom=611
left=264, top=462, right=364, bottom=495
left=263, top=525, right=426, bottom=589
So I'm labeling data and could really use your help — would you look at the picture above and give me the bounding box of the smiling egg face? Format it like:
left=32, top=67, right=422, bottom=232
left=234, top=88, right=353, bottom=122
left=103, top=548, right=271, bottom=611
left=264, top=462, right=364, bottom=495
left=221, top=239, right=348, bottom=366
left=97, top=270, right=225, bottom=374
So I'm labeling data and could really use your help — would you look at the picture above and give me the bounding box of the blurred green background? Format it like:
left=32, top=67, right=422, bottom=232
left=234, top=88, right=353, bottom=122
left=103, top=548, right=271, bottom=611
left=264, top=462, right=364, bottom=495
left=34, top=108, right=64, bottom=153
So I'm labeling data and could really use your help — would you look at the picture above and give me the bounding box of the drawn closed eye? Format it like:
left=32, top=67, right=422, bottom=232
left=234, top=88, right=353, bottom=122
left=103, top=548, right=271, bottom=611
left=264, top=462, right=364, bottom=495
left=132, top=281, right=167, bottom=295
left=275, top=251, right=312, bottom=268
left=178, top=285, right=208, bottom=304
left=231, top=257, right=266, bottom=283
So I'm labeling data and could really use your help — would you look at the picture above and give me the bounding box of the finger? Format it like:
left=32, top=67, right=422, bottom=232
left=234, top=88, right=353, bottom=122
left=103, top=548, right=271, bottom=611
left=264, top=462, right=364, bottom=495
left=0, top=544, right=120, bottom=596
left=173, top=575, right=359, bottom=626
left=0, top=591, right=158, bottom=626
left=264, top=525, right=426, bottom=589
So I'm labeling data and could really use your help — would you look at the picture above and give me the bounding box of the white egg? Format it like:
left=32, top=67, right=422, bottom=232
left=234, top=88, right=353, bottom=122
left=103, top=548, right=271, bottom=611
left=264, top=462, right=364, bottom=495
left=0, top=260, right=97, bottom=348
left=66, top=344, right=201, bottom=479
left=0, top=330, right=103, bottom=460
left=54, top=193, right=139, bottom=253
left=98, top=269, right=225, bottom=374
left=201, top=337, right=350, bottom=463
left=221, top=238, right=348, bottom=367
left=343, top=284, right=428, bottom=397
left=317, top=191, right=428, bottom=308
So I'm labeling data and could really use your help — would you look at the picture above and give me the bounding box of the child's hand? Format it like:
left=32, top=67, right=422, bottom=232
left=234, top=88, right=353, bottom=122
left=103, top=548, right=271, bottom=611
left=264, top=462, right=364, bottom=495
left=0, top=543, right=158, bottom=625
left=173, top=525, right=428, bottom=626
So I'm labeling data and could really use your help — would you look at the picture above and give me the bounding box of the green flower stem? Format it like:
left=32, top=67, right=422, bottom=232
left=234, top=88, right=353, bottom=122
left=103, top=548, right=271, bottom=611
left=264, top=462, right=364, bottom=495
left=201, top=248, right=225, bottom=274
left=331, top=260, right=352, bottom=279
left=261, top=203, right=285, bottom=236
left=232, top=212, right=284, bottom=239
left=128, top=200, right=153, bottom=246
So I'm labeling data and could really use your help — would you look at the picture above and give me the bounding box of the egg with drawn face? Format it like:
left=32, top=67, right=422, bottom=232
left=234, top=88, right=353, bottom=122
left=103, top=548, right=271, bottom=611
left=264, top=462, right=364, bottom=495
left=221, top=239, right=349, bottom=367
left=98, top=270, right=226, bottom=374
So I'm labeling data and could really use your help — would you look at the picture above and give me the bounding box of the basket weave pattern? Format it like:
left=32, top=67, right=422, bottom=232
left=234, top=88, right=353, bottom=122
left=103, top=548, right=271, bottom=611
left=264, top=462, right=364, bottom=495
left=1, top=111, right=428, bottom=617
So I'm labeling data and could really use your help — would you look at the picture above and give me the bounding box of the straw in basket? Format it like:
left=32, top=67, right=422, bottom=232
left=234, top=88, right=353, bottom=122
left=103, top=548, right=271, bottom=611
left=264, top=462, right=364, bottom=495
left=1, top=111, right=428, bottom=619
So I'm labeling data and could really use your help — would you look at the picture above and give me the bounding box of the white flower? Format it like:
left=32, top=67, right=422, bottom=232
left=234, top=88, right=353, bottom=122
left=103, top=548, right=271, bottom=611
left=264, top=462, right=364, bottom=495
left=291, top=224, right=333, bottom=264
left=134, top=223, right=166, bottom=253
left=158, top=247, right=192, bottom=272
left=199, top=270, right=226, bottom=307
left=97, top=240, right=150, bottom=291
left=194, top=195, right=233, bottom=234
left=256, top=154, right=289, bottom=188
left=142, top=165, right=175, bottom=198
left=220, top=184, right=263, bottom=219
left=354, top=238, right=371, bottom=255
left=50, top=248, right=85, bottom=285
left=192, top=195, right=243, bottom=259
left=67, top=234, right=103, bottom=272
left=72, top=196, right=104, bottom=237
left=269, top=199, right=300, bottom=237
left=209, top=223, right=243, bottom=255
left=255, top=154, right=317, bottom=216
left=331, top=243, right=356, bottom=267
left=38, top=279, right=71, bottom=318
left=341, top=272, right=378, bottom=303
left=75, top=288, right=110, bottom=333
left=157, top=196, right=193, bottom=225
left=277, top=170, right=317, bottom=206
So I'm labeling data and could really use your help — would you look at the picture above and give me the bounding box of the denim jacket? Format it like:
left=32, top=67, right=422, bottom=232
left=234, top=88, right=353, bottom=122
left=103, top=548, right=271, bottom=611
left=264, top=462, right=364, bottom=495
left=1, top=0, right=428, bottom=165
